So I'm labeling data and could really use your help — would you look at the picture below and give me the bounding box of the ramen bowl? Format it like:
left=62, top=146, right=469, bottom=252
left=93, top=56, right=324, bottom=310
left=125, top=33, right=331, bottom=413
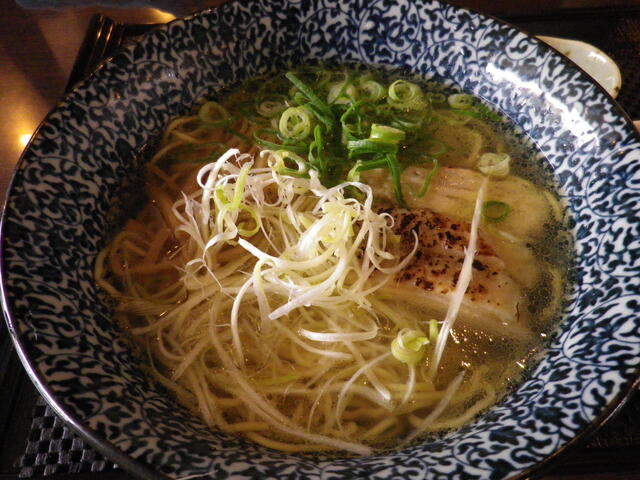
left=2, top=0, right=640, bottom=478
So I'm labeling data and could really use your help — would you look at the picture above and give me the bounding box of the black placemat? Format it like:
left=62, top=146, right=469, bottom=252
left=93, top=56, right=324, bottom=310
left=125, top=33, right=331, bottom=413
left=7, top=8, right=640, bottom=478
left=18, top=399, right=118, bottom=478
left=609, top=18, right=640, bottom=119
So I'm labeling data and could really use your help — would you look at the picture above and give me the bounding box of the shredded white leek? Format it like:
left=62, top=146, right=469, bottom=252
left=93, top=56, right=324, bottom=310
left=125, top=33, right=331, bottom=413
left=429, top=176, right=489, bottom=376
left=299, top=326, right=378, bottom=343
left=336, top=351, right=394, bottom=427
left=171, top=148, right=415, bottom=451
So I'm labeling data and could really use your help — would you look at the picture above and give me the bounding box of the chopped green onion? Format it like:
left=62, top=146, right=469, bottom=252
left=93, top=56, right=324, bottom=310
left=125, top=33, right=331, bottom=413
left=426, top=92, right=446, bottom=104
left=285, top=72, right=333, bottom=119
left=449, top=100, right=502, bottom=123
left=388, top=80, right=421, bottom=103
left=370, top=124, right=406, bottom=144
left=471, top=102, right=502, bottom=123
left=339, top=101, right=366, bottom=138
left=391, top=329, right=429, bottom=365
left=257, top=97, right=286, bottom=118
left=482, top=200, right=511, bottom=223
left=300, top=101, right=334, bottom=132
left=289, top=91, right=308, bottom=106
left=478, top=152, right=510, bottom=178
left=236, top=100, right=268, bottom=125
left=429, top=319, right=439, bottom=345
left=267, top=150, right=309, bottom=178
left=358, top=79, right=385, bottom=102
left=385, top=154, right=406, bottom=207
left=415, top=158, right=440, bottom=197
left=422, top=138, right=448, bottom=158
left=279, top=106, right=314, bottom=140
left=346, top=161, right=362, bottom=182
left=311, top=69, right=334, bottom=90
left=355, top=158, right=389, bottom=172
left=253, top=129, right=308, bottom=154
left=215, top=183, right=229, bottom=202
left=447, top=93, right=474, bottom=110
left=387, top=80, right=425, bottom=110
left=347, top=139, right=398, bottom=157
left=249, top=69, right=480, bottom=208
left=309, top=125, right=328, bottom=178
left=327, top=81, right=357, bottom=104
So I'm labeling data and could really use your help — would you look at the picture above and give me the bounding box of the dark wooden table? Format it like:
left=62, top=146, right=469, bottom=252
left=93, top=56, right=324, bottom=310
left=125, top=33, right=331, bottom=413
left=1, top=1, right=640, bottom=479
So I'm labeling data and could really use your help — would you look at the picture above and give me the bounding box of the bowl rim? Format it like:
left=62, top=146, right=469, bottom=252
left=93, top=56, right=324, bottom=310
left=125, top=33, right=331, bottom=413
left=1, top=1, right=639, bottom=479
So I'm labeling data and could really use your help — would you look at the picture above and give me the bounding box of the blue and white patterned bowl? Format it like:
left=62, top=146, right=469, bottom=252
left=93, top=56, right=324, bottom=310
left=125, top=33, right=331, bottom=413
left=2, top=1, right=640, bottom=479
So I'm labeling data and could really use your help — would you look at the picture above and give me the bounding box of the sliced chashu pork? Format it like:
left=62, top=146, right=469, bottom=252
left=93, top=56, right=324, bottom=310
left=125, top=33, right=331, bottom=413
left=379, top=208, right=534, bottom=340
left=364, top=166, right=556, bottom=242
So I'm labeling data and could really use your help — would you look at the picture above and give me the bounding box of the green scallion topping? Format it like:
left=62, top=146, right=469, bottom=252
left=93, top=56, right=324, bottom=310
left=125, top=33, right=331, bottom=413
left=238, top=67, right=502, bottom=206
left=426, top=92, right=446, bottom=104
left=429, top=319, right=439, bottom=345
left=415, top=158, right=440, bottom=197
left=285, top=72, right=333, bottom=119
left=370, top=124, right=406, bottom=144
left=347, top=139, right=398, bottom=158
left=388, top=80, right=424, bottom=110
left=391, top=329, right=429, bottom=365
left=482, top=200, right=511, bottom=223
left=447, top=94, right=502, bottom=123
left=358, top=79, right=385, bottom=102
left=257, top=97, right=286, bottom=118
left=478, top=152, right=510, bottom=178
left=268, top=150, right=310, bottom=178
left=385, top=153, right=406, bottom=208
left=253, top=129, right=308, bottom=154
left=279, top=106, right=314, bottom=140
left=447, top=93, right=474, bottom=110
left=309, top=125, right=326, bottom=173
left=327, top=81, right=357, bottom=104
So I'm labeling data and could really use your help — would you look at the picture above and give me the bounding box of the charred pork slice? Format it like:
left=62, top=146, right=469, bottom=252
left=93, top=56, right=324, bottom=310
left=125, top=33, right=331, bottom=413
left=379, top=208, right=532, bottom=340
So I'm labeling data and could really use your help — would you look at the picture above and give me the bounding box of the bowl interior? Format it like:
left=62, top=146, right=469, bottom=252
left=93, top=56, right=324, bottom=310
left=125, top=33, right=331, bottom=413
left=2, top=1, right=640, bottom=479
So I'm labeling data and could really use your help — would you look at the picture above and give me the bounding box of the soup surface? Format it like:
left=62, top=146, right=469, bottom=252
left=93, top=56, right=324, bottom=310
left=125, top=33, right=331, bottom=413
left=95, top=65, right=570, bottom=455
